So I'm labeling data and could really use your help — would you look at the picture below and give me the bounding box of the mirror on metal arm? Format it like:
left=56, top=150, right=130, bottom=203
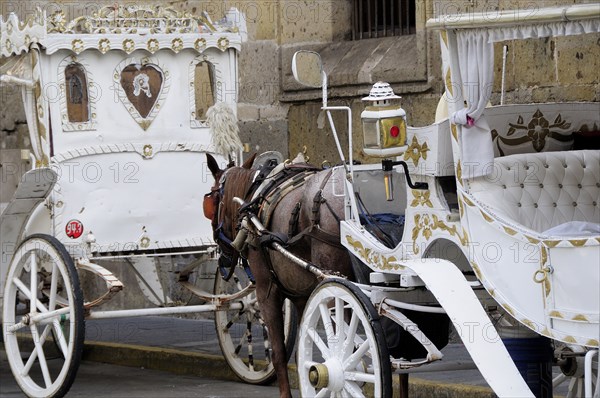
left=292, top=51, right=323, bottom=88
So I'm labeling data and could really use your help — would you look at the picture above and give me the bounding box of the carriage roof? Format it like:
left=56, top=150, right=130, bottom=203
left=1, top=5, right=247, bottom=57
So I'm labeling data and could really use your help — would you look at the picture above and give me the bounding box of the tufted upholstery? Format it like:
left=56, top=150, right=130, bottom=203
left=468, top=150, right=600, bottom=234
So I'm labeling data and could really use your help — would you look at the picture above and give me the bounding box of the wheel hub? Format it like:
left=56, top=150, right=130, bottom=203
left=309, top=359, right=345, bottom=392
left=309, top=363, right=328, bottom=389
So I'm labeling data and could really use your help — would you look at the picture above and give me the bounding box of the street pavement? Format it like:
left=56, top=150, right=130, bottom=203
left=1, top=316, right=570, bottom=397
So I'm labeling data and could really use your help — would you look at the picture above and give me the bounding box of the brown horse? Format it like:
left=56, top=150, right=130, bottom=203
left=204, top=153, right=354, bottom=398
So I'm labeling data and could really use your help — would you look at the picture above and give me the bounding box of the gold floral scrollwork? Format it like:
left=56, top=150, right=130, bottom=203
left=72, top=39, right=84, bottom=54
left=171, top=38, right=183, bottom=53
left=411, top=190, right=433, bottom=208
left=122, top=39, right=135, bottom=54
left=403, top=136, right=429, bottom=167
left=217, top=37, right=230, bottom=51
left=98, top=38, right=110, bottom=54
left=147, top=38, right=159, bottom=53
left=345, top=236, right=402, bottom=271
left=194, top=38, right=207, bottom=52
left=411, top=213, right=469, bottom=254
left=48, top=11, right=67, bottom=33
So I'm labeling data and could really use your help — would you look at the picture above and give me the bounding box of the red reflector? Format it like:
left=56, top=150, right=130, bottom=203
left=390, top=125, right=400, bottom=138
left=66, top=220, right=84, bottom=239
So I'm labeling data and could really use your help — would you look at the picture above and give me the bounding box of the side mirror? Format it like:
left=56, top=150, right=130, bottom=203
left=292, top=51, right=323, bottom=88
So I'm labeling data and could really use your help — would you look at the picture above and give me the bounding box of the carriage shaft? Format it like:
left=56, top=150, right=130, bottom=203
left=86, top=302, right=243, bottom=320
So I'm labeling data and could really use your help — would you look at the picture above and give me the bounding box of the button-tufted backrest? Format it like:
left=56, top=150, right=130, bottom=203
left=468, top=150, right=600, bottom=233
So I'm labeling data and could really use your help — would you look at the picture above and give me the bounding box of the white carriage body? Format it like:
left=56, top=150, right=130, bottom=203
left=335, top=6, right=599, bottom=393
left=0, top=6, right=246, bottom=257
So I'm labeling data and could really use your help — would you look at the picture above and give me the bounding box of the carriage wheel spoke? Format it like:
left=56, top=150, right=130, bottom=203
left=314, top=388, right=329, bottom=398
left=319, top=303, right=335, bottom=348
left=30, top=325, right=52, bottom=388
left=345, top=370, right=376, bottom=384
left=12, top=278, right=48, bottom=314
left=308, top=327, right=330, bottom=360
left=344, top=340, right=370, bottom=370
left=343, top=381, right=365, bottom=397
left=334, top=297, right=344, bottom=355
left=246, top=321, right=255, bottom=371
left=224, top=310, right=244, bottom=331
left=22, top=324, right=52, bottom=375
left=52, top=318, right=69, bottom=358
left=29, top=254, right=39, bottom=314
left=341, top=312, right=359, bottom=360
left=234, top=329, right=249, bottom=355
left=48, top=263, right=59, bottom=311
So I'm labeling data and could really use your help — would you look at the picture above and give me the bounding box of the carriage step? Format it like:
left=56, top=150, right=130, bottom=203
left=76, top=259, right=124, bottom=309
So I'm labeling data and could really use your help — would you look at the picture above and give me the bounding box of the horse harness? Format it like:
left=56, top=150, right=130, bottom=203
left=209, top=161, right=343, bottom=287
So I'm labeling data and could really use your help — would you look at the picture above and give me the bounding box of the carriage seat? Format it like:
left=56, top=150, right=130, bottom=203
left=467, top=150, right=600, bottom=234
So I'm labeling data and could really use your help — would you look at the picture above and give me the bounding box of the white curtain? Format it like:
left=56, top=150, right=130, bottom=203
left=451, top=29, right=495, bottom=178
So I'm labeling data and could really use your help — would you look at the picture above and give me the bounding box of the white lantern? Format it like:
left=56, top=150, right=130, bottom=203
left=361, top=82, right=407, bottom=157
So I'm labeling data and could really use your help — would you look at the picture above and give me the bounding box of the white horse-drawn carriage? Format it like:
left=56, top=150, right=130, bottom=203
left=0, top=2, right=598, bottom=398
left=288, top=3, right=599, bottom=397
left=0, top=6, right=298, bottom=397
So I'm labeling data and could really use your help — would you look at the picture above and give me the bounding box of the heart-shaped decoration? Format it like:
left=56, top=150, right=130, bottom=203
left=114, top=60, right=170, bottom=130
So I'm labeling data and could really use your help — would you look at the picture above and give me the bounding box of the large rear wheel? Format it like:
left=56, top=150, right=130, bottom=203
left=297, top=278, right=392, bottom=398
left=2, top=234, right=84, bottom=398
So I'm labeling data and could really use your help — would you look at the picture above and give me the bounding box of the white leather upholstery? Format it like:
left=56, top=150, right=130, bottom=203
left=468, top=150, right=600, bottom=233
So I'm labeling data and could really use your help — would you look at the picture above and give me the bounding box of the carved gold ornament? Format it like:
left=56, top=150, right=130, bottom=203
left=217, top=37, right=230, bottom=51
left=491, top=109, right=573, bottom=155
left=48, top=11, right=67, bottom=33
left=98, top=38, right=110, bottom=54
left=345, top=236, right=402, bottom=271
left=194, top=38, right=207, bottom=52
left=147, top=39, right=159, bottom=53
left=411, top=213, right=468, bottom=253
left=122, top=39, right=135, bottom=54
left=411, top=190, right=433, bottom=208
left=171, top=38, right=184, bottom=53
left=71, top=39, right=84, bottom=54
left=403, top=136, right=429, bottom=167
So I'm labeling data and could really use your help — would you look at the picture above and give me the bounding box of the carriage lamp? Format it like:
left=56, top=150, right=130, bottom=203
left=361, top=82, right=407, bottom=157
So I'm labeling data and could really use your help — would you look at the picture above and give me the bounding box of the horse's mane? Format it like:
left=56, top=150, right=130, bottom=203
left=221, top=166, right=256, bottom=238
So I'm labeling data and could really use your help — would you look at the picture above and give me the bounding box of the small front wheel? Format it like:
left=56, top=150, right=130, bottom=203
left=297, top=278, right=392, bottom=398
left=2, top=234, right=85, bottom=398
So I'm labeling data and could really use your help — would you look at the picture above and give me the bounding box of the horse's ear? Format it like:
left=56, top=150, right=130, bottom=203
left=242, top=153, right=257, bottom=169
left=206, top=153, right=221, bottom=179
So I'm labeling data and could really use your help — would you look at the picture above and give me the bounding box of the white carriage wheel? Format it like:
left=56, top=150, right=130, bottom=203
left=214, top=264, right=297, bottom=384
left=2, top=234, right=84, bottom=398
left=297, top=278, right=392, bottom=398
left=553, top=346, right=599, bottom=398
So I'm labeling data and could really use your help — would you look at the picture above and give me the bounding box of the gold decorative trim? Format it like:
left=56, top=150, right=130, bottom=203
left=147, top=39, right=159, bottom=53
left=72, top=39, right=84, bottom=54
left=411, top=213, right=468, bottom=253
left=569, top=239, right=588, bottom=247
left=122, top=38, right=135, bottom=54
left=171, top=38, right=183, bottom=53
left=522, top=319, right=536, bottom=330
left=563, top=336, right=577, bottom=343
left=549, top=310, right=563, bottom=319
left=504, top=304, right=515, bottom=317
left=543, top=240, right=561, bottom=248
left=345, top=236, right=401, bottom=271
left=98, top=38, right=110, bottom=54
left=445, top=68, right=453, bottom=96
left=403, top=136, right=429, bottom=167
left=142, top=145, right=153, bottom=158
left=456, top=160, right=462, bottom=181
left=411, top=190, right=433, bottom=208
left=194, top=38, right=207, bottom=52
left=587, top=339, right=599, bottom=346
left=572, top=314, right=589, bottom=322
left=462, top=195, right=474, bottom=207
left=451, top=124, right=458, bottom=141
left=541, top=328, right=553, bottom=337
left=471, top=261, right=483, bottom=281
left=525, top=235, right=540, bottom=244
left=502, top=226, right=517, bottom=236
left=217, top=37, right=230, bottom=51
left=480, top=210, right=494, bottom=223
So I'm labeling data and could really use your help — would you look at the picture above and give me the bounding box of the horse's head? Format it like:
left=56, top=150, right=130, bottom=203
left=203, top=153, right=256, bottom=271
